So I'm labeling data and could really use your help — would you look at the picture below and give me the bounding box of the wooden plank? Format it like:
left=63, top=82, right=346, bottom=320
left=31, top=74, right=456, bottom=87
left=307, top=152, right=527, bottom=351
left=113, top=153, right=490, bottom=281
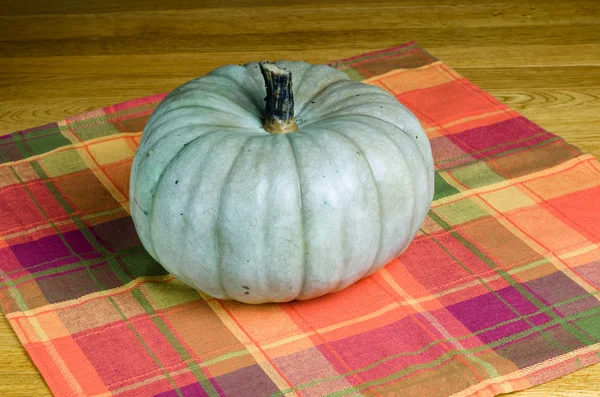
left=3, top=0, right=594, bottom=16
left=429, top=44, right=600, bottom=68
left=1, top=44, right=598, bottom=78
left=0, top=315, right=52, bottom=397
left=455, top=66, right=600, bottom=89
left=2, top=25, right=600, bottom=57
left=3, top=66, right=599, bottom=99
left=1, top=2, right=598, bottom=42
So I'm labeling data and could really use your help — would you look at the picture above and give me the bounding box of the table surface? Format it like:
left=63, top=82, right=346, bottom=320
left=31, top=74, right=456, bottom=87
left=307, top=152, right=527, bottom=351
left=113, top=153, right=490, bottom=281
left=1, top=0, right=599, bottom=396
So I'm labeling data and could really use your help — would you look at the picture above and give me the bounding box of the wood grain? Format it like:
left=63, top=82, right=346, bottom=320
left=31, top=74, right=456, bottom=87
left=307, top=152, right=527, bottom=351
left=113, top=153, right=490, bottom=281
left=1, top=0, right=599, bottom=396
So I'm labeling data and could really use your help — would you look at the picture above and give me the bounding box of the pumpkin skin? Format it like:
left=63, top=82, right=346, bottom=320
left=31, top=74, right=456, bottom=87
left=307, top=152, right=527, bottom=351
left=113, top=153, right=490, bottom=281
left=129, top=61, right=434, bottom=303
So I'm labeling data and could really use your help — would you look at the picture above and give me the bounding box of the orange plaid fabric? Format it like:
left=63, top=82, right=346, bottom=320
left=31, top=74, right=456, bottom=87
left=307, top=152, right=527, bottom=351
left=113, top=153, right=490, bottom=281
left=1, top=42, right=599, bottom=397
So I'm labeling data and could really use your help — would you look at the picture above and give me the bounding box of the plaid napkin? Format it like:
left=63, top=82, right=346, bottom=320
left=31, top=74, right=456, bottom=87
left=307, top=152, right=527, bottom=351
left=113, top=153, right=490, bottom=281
left=1, top=42, right=599, bottom=397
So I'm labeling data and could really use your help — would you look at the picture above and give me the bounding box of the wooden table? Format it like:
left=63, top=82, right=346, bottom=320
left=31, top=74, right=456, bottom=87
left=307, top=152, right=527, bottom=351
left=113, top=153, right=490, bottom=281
left=1, top=0, right=599, bottom=395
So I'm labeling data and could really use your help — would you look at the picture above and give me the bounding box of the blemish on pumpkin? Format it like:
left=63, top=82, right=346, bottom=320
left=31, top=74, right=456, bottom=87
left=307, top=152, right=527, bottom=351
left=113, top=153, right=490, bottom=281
left=183, top=143, right=189, bottom=147
left=242, top=285, right=250, bottom=290
left=180, top=213, right=183, bottom=216
left=175, top=180, right=179, bottom=184
left=244, top=291, right=249, bottom=295
left=134, top=199, right=149, bottom=216
left=311, top=101, right=315, bottom=104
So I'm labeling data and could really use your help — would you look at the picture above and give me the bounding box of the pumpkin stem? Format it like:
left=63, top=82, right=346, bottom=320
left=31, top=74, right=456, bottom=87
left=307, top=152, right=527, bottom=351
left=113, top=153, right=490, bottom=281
left=259, top=62, right=299, bottom=134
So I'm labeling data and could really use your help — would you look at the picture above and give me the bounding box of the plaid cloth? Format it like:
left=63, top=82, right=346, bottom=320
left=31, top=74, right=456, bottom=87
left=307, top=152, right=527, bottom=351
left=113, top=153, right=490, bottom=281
left=1, top=42, right=599, bottom=397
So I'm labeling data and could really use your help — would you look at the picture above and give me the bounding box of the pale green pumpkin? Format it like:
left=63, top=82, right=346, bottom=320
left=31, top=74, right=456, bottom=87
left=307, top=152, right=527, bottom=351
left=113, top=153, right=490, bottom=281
left=129, top=61, right=434, bottom=304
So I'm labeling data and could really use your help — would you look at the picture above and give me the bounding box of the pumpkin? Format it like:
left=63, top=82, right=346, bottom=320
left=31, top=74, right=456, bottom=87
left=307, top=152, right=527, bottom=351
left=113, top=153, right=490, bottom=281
left=130, top=61, right=434, bottom=304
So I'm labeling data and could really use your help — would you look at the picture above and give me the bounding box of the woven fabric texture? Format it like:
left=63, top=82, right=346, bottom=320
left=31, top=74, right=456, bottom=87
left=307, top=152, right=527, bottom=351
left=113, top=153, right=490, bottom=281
left=1, top=42, right=599, bottom=397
